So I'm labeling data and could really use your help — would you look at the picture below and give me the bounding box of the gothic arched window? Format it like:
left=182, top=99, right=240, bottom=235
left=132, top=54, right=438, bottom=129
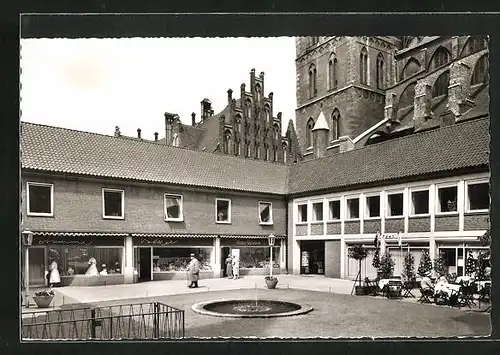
left=255, top=84, right=262, bottom=103
left=331, top=109, right=340, bottom=141
left=432, top=71, right=450, bottom=98
left=223, top=130, right=232, bottom=154
left=245, top=140, right=251, bottom=157
left=329, top=54, right=338, bottom=90
left=245, top=100, right=252, bottom=118
left=306, top=117, right=315, bottom=148
left=282, top=142, right=288, bottom=164
left=265, top=105, right=271, bottom=124
left=273, top=124, right=280, bottom=140
left=429, top=47, right=451, bottom=71
left=471, top=54, right=489, bottom=85
left=376, top=53, right=385, bottom=89
left=360, top=47, right=368, bottom=85
left=308, top=64, right=317, bottom=98
left=398, top=82, right=417, bottom=110
left=401, top=58, right=421, bottom=80
left=462, top=35, right=488, bottom=57
left=255, top=143, right=260, bottom=159
left=234, top=115, right=242, bottom=132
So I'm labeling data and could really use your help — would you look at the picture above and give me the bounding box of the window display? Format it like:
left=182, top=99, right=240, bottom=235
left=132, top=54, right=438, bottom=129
left=238, top=247, right=280, bottom=269
left=153, top=248, right=213, bottom=272
left=47, top=246, right=123, bottom=276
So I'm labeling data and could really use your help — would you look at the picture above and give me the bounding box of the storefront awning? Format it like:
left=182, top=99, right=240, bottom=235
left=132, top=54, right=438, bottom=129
left=219, top=235, right=286, bottom=239
left=33, top=231, right=129, bottom=237
left=131, top=233, right=217, bottom=238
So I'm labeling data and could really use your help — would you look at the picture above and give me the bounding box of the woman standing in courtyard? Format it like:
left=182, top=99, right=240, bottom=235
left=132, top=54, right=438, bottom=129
left=225, top=254, right=233, bottom=278
left=232, top=255, right=240, bottom=280
left=48, top=259, right=61, bottom=287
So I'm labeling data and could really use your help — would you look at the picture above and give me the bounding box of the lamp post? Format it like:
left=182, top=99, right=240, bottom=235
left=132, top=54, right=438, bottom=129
left=268, top=234, right=276, bottom=277
left=21, top=230, right=34, bottom=308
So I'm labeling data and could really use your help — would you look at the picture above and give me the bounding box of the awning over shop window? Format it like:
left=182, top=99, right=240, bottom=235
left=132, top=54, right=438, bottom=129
left=33, top=231, right=129, bottom=237
left=219, top=235, right=286, bottom=239
left=131, top=233, right=217, bottom=238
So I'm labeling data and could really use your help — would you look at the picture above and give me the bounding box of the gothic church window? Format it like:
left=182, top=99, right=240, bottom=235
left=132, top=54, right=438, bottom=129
left=308, top=64, right=317, bottom=98
left=255, top=84, right=262, bottom=103
left=223, top=130, right=232, bottom=154
left=331, top=109, right=340, bottom=141
left=245, top=140, right=251, bottom=157
left=329, top=55, right=338, bottom=90
left=306, top=117, right=315, bottom=148
left=360, top=47, right=368, bottom=85
left=273, top=146, right=278, bottom=162
left=398, top=82, right=416, bottom=110
left=432, top=71, right=450, bottom=98
left=401, top=58, right=421, bottom=80
left=282, top=142, right=288, bottom=164
left=273, top=124, right=280, bottom=140
left=245, top=100, right=252, bottom=118
left=462, top=35, right=488, bottom=57
left=265, top=105, right=271, bottom=124
left=471, top=54, right=489, bottom=85
left=234, top=115, right=242, bottom=132
left=376, top=53, right=385, bottom=89
left=429, top=46, right=451, bottom=71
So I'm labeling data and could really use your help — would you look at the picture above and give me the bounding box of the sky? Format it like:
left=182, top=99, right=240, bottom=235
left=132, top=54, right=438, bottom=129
left=20, top=37, right=297, bottom=139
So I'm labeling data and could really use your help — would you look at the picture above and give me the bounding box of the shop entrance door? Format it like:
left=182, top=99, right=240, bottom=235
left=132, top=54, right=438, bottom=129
left=138, top=247, right=152, bottom=282
left=300, top=241, right=325, bottom=275
left=29, top=247, right=46, bottom=287
left=221, top=247, right=230, bottom=277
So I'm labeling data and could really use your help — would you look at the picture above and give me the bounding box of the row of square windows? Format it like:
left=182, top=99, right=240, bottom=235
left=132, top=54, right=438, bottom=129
left=296, top=181, right=489, bottom=223
left=25, top=182, right=274, bottom=225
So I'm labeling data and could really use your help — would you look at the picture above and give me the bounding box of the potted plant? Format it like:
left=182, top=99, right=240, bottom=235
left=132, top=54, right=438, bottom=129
left=32, top=289, right=55, bottom=308
left=348, top=244, right=369, bottom=295
left=265, top=275, right=279, bottom=289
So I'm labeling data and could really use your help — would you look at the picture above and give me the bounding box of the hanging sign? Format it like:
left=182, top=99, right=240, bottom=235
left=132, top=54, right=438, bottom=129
left=221, top=239, right=271, bottom=247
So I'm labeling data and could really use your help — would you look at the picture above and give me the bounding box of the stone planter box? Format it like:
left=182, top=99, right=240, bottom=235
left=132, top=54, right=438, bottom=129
left=265, top=278, right=279, bottom=289
left=32, top=295, right=54, bottom=308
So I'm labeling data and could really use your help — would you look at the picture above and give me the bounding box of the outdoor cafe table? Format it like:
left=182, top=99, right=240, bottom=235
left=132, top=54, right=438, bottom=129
left=476, top=280, right=491, bottom=292
left=378, top=278, right=402, bottom=290
left=456, top=276, right=474, bottom=285
left=434, top=282, right=461, bottom=297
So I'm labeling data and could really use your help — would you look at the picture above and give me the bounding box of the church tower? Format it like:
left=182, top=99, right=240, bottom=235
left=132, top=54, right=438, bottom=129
left=294, top=36, right=403, bottom=157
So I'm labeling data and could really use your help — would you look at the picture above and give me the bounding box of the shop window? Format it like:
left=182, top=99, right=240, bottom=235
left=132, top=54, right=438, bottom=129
left=312, top=202, right=324, bottom=221
left=347, top=197, right=360, bottom=219
left=411, top=189, right=429, bottom=215
left=298, top=203, right=308, bottom=223
left=48, top=246, right=123, bottom=276
left=259, top=202, right=273, bottom=225
left=153, top=247, right=213, bottom=272
left=366, top=195, right=380, bottom=218
left=437, top=186, right=458, bottom=213
left=102, top=189, right=124, bottom=219
left=239, top=247, right=280, bottom=269
left=216, top=198, right=231, bottom=223
left=27, top=182, right=53, bottom=216
left=164, top=194, right=183, bottom=221
left=329, top=200, right=341, bottom=220
left=387, top=192, right=404, bottom=217
left=467, top=182, right=489, bottom=212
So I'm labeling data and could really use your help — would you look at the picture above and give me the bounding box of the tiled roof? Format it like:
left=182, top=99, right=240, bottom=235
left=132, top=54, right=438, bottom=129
left=21, top=122, right=288, bottom=195
left=287, top=117, right=489, bottom=196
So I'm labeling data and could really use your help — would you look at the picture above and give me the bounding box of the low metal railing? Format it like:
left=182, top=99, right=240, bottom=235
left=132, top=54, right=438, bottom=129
left=21, top=302, right=185, bottom=340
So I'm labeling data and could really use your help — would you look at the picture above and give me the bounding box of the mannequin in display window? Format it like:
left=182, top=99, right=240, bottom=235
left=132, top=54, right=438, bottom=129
left=85, top=257, right=99, bottom=276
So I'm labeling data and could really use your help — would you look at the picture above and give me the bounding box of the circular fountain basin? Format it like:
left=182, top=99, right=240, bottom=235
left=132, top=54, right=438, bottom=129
left=192, top=299, right=313, bottom=318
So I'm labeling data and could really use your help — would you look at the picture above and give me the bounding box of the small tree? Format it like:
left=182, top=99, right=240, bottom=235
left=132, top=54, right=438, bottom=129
left=433, top=251, right=447, bottom=277
left=464, top=250, right=477, bottom=276
left=402, top=251, right=416, bottom=281
left=348, top=244, right=369, bottom=286
left=418, top=249, right=433, bottom=276
left=476, top=251, right=489, bottom=281
left=372, top=248, right=381, bottom=269
left=379, top=250, right=395, bottom=279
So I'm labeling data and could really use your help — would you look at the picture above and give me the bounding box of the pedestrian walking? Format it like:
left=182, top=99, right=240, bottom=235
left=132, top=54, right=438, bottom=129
left=232, top=255, right=240, bottom=280
left=187, top=253, right=201, bottom=288
left=225, top=254, right=233, bottom=278
left=48, top=260, right=61, bottom=287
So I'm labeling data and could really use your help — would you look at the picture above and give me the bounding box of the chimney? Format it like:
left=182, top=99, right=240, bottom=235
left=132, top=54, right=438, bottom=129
left=227, top=89, right=233, bottom=104
left=312, top=111, right=329, bottom=159
left=191, top=112, right=196, bottom=126
left=413, top=81, right=433, bottom=128
left=114, top=126, right=121, bottom=137
left=137, top=128, right=142, bottom=139
left=384, top=92, right=397, bottom=122
left=447, top=61, right=470, bottom=117
left=154, top=132, right=159, bottom=141
left=200, top=98, right=213, bottom=121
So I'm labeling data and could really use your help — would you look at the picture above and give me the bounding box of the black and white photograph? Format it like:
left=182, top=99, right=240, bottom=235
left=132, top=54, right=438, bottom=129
left=19, top=27, right=492, bottom=339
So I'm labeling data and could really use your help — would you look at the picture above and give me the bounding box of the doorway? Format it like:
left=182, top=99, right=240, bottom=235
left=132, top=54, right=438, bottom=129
left=29, top=247, right=46, bottom=287
left=138, top=247, right=152, bottom=282
left=300, top=240, right=325, bottom=275
left=221, top=247, right=230, bottom=277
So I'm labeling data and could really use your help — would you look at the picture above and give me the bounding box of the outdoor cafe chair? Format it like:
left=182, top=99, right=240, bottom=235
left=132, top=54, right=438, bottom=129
left=478, top=283, right=491, bottom=309
left=457, top=284, right=476, bottom=308
left=364, top=277, right=379, bottom=296
left=386, top=280, right=402, bottom=299
left=402, top=280, right=415, bottom=298
left=418, top=286, right=434, bottom=304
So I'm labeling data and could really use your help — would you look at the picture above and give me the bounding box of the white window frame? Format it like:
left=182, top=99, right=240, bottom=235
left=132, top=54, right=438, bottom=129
left=311, top=200, right=324, bottom=222
left=386, top=190, right=404, bottom=218
left=297, top=203, right=308, bottom=224
left=364, top=192, right=381, bottom=220
left=26, top=182, right=54, bottom=217
left=102, top=188, right=125, bottom=220
left=465, top=179, right=489, bottom=213
left=345, top=195, right=360, bottom=221
left=164, top=193, right=184, bottom=222
left=409, top=187, right=430, bottom=217
left=215, top=197, right=232, bottom=224
left=258, top=201, right=273, bottom=225
left=435, top=183, right=459, bottom=215
left=327, top=198, right=341, bottom=221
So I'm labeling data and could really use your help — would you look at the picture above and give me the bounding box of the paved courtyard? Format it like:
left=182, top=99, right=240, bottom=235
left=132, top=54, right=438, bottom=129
left=22, top=275, right=491, bottom=338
